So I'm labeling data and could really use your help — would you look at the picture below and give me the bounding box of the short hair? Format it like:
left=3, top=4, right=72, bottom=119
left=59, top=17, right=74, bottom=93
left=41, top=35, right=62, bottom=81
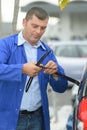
left=25, top=7, right=49, bottom=21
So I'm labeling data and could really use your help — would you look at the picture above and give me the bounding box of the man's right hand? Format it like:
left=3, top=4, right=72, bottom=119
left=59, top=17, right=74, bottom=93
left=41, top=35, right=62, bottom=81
left=22, top=62, right=42, bottom=77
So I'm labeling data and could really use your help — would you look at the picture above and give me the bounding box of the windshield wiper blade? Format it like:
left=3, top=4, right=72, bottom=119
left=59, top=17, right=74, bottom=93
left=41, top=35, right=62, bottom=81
left=25, top=50, right=51, bottom=92
left=38, top=65, right=80, bottom=86
left=55, top=71, right=80, bottom=86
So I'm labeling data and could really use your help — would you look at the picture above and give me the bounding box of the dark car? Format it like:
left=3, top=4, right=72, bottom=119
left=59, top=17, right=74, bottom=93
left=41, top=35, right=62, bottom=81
left=66, top=63, right=87, bottom=130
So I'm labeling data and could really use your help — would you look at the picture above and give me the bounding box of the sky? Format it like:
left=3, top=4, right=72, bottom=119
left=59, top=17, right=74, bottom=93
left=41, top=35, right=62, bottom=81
left=1, top=0, right=14, bottom=22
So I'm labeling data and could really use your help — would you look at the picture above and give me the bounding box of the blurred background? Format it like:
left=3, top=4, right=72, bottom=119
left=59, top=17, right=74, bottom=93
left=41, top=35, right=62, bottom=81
left=0, top=0, right=87, bottom=129
left=1, top=0, right=87, bottom=41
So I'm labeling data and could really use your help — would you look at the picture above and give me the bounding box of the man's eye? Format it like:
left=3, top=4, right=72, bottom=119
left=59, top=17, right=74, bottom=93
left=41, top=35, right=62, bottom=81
left=32, top=25, right=37, bottom=28
left=41, top=27, right=46, bottom=30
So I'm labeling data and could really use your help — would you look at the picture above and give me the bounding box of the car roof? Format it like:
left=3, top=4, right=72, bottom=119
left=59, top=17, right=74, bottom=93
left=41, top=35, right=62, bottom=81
left=48, top=40, right=87, bottom=46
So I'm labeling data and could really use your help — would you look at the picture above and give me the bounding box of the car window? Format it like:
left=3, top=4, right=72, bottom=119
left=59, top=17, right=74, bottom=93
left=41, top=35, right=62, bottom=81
left=54, top=45, right=87, bottom=58
left=55, top=45, right=78, bottom=57
left=78, top=78, right=87, bottom=102
left=78, top=45, right=87, bottom=57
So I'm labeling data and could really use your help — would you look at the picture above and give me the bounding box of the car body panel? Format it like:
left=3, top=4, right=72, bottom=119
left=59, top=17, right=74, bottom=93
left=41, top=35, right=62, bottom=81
left=66, top=63, right=87, bottom=130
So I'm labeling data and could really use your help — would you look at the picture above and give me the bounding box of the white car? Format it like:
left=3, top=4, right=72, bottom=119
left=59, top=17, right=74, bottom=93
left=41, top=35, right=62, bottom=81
left=49, top=41, right=87, bottom=87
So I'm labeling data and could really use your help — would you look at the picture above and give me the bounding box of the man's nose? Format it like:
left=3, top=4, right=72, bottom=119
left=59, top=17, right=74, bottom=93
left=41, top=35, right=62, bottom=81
left=36, top=27, right=41, bottom=33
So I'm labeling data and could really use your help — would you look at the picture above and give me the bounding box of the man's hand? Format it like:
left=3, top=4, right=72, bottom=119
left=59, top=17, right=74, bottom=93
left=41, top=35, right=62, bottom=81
left=44, top=60, right=58, bottom=75
left=22, top=62, right=42, bottom=77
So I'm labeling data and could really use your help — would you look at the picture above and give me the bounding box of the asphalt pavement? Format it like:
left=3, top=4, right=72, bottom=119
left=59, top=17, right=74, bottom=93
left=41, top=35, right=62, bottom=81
left=50, top=105, right=72, bottom=130
left=47, top=86, right=73, bottom=130
left=48, top=86, right=72, bottom=108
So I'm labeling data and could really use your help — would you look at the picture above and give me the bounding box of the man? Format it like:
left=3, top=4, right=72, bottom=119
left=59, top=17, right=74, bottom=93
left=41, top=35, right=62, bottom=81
left=0, top=7, right=68, bottom=130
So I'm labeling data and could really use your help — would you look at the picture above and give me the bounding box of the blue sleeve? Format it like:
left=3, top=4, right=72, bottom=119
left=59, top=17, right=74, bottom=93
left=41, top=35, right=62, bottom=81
left=0, top=64, right=23, bottom=81
left=0, top=38, right=23, bottom=81
left=49, top=50, right=68, bottom=93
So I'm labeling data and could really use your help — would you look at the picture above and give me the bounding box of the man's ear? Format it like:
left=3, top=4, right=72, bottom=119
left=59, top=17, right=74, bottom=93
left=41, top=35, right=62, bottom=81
left=22, top=18, right=26, bottom=27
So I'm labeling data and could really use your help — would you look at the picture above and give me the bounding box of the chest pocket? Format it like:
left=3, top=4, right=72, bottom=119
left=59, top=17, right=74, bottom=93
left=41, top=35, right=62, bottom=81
left=8, top=45, right=27, bottom=64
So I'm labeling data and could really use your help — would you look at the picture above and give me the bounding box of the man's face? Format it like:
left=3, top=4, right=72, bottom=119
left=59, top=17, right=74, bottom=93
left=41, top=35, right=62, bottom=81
left=22, top=15, right=48, bottom=45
